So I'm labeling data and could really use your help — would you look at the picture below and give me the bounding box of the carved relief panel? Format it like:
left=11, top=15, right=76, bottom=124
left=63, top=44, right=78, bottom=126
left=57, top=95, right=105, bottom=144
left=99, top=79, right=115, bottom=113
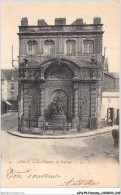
left=79, top=84, right=91, bottom=117
left=24, top=83, right=39, bottom=127
left=45, top=64, right=73, bottom=80
left=80, top=69, right=90, bottom=78
left=29, top=84, right=39, bottom=115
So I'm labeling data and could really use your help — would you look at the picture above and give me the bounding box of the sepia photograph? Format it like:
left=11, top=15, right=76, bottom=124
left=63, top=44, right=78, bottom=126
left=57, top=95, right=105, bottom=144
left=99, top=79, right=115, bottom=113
left=1, top=0, right=120, bottom=192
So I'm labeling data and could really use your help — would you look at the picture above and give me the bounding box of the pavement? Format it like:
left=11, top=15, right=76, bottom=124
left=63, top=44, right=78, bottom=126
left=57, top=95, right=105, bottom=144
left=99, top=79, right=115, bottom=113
left=2, top=114, right=119, bottom=188
left=2, top=112, right=119, bottom=139
left=7, top=125, right=119, bottom=139
left=1, top=112, right=17, bottom=119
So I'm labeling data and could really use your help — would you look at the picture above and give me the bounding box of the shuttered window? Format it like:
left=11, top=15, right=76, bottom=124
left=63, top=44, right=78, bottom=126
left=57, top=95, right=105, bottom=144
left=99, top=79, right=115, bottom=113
left=44, top=40, right=55, bottom=55
left=66, top=40, right=76, bottom=55
left=84, top=40, right=94, bottom=54
left=27, top=40, right=37, bottom=55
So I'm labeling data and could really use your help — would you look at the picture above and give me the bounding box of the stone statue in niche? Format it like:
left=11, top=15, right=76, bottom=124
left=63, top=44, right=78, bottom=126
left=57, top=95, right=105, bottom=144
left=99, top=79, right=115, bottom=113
left=57, top=97, right=64, bottom=113
left=53, top=99, right=57, bottom=113
left=91, top=56, right=97, bottom=65
left=52, top=96, right=64, bottom=114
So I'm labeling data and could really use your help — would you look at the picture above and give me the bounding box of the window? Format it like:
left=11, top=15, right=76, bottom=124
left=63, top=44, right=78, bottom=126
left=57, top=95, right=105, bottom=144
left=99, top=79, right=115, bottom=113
left=44, top=40, right=55, bottom=55
left=66, top=40, right=76, bottom=55
left=27, top=40, right=37, bottom=55
left=84, top=40, right=94, bottom=54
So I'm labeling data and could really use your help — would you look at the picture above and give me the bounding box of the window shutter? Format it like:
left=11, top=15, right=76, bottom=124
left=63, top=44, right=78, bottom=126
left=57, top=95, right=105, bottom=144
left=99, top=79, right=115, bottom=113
left=84, top=40, right=94, bottom=54
left=27, top=40, right=37, bottom=55
left=44, top=40, right=55, bottom=55
left=66, top=40, right=76, bottom=55
left=89, top=43, right=93, bottom=54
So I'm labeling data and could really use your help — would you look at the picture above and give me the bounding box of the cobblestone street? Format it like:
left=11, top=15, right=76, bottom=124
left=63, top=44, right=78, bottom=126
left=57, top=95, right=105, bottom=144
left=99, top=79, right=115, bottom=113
left=1, top=113, right=119, bottom=163
left=1, top=113, right=120, bottom=188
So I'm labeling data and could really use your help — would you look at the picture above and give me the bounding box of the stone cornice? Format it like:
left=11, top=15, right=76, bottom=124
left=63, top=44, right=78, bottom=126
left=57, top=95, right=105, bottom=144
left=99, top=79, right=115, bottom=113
left=18, top=31, right=104, bottom=36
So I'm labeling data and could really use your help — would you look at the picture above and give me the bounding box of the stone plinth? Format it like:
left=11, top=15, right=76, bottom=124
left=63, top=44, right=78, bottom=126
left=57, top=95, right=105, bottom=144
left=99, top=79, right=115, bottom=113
left=72, top=118, right=79, bottom=129
left=38, top=116, right=45, bottom=129
left=52, top=114, right=66, bottom=123
left=51, top=114, right=66, bottom=130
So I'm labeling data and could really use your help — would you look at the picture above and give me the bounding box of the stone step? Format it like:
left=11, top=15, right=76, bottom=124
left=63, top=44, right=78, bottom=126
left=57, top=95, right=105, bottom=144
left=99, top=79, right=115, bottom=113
left=45, top=123, right=71, bottom=130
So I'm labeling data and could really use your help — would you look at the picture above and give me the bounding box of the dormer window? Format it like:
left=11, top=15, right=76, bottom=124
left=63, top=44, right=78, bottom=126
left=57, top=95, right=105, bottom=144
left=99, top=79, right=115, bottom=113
left=66, top=40, right=76, bottom=55
left=27, top=40, right=37, bottom=55
left=44, top=40, right=55, bottom=55
left=84, top=40, right=94, bottom=54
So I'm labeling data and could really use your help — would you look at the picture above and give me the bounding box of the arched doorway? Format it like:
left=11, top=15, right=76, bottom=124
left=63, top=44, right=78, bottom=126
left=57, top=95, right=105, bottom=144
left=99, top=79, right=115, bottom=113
left=44, top=63, right=73, bottom=123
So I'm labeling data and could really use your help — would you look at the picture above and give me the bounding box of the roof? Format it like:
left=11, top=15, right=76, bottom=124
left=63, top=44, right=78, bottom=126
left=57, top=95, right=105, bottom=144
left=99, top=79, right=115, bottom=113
left=1, top=72, right=7, bottom=80
left=105, top=72, right=119, bottom=79
left=1, top=69, right=18, bottom=81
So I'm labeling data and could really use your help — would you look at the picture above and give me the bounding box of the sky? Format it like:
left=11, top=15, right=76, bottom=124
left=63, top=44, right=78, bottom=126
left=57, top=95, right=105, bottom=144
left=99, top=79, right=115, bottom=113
left=1, top=1, right=120, bottom=72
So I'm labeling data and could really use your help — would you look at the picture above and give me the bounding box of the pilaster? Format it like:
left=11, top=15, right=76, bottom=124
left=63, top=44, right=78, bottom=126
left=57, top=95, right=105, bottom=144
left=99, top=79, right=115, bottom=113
left=72, top=82, right=79, bottom=129
left=38, top=83, right=45, bottom=129
left=90, top=83, right=97, bottom=129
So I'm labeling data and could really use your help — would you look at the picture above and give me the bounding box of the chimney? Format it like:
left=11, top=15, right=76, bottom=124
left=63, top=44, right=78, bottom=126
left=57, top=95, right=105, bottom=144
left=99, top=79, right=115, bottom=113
left=55, top=18, right=66, bottom=25
left=21, top=18, right=28, bottom=26
left=38, top=19, right=48, bottom=26
left=93, top=17, right=101, bottom=24
left=72, top=18, right=83, bottom=25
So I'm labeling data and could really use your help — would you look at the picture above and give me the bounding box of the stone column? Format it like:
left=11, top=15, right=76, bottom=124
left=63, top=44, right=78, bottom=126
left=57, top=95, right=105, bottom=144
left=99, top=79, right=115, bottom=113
left=40, top=88, right=45, bottom=117
left=38, top=67, right=46, bottom=130
left=72, top=83, right=79, bottom=129
left=96, top=82, right=102, bottom=128
left=90, top=83, right=97, bottom=130
left=74, top=87, right=79, bottom=119
left=38, top=86, right=45, bottom=129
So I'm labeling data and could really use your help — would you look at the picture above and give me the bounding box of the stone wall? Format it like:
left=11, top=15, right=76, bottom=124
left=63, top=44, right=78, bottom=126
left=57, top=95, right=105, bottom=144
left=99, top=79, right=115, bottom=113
left=18, top=17, right=104, bottom=133
left=19, top=36, right=103, bottom=58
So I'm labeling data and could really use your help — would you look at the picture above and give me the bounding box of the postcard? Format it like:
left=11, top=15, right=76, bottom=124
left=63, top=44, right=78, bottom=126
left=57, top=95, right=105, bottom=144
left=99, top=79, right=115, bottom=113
left=1, top=1, right=120, bottom=192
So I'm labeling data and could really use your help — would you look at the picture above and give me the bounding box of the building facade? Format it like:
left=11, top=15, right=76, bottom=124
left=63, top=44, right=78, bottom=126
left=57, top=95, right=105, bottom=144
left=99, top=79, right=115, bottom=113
left=1, top=72, right=8, bottom=114
left=1, top=72, right=7, bottom=101
left=101, top=72, right=119, bottom=126
left=1, top=69, right=18, bottom=112
left=18, top=17, right=105, bottom=134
